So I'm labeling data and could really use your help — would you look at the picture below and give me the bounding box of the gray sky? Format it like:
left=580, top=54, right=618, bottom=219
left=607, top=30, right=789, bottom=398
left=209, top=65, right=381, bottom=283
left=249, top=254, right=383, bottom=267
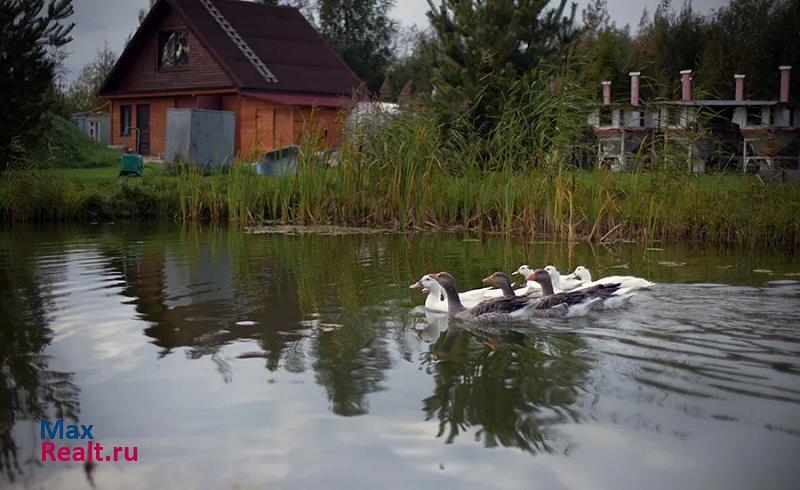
left=63, top=0, right=730, bottom=81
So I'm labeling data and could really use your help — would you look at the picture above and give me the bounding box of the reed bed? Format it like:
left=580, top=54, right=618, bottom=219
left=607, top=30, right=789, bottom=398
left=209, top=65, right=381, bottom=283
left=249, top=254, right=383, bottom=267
left=2, top=153, right=798, bottom=248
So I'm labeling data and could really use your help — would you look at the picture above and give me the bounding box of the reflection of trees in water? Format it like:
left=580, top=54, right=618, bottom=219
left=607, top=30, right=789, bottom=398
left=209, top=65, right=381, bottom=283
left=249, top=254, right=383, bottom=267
left=312, top=324, right=392, bottom=416
left=0, top=238, right=80, bottom=483
left=280, top=234, right=397, bottom=416
left=422, top=325, right=592, bottom=454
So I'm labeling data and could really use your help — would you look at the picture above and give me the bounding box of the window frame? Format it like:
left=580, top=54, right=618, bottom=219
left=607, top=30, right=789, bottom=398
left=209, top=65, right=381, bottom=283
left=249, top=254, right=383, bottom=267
left=158, top=30, right=190, bottom=70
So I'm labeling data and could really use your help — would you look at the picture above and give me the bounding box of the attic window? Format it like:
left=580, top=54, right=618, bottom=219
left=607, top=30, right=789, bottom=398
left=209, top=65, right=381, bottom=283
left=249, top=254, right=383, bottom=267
left=158, top=30, right=189, bottom=68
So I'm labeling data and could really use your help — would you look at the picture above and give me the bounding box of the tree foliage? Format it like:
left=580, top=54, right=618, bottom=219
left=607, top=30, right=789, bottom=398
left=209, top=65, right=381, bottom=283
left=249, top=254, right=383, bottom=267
left=318, top=0, right=397, bottom=92
left=380, top=26, right=438, bottom=102
left=63, top=44, right=117, bottom=114
left=570, top=0, right=799, bottom=102
left=698, top=0, right=800, bottom=100
left=0, top=0, right=74, bottom=170
left=426, top=0, right=578, bottom=131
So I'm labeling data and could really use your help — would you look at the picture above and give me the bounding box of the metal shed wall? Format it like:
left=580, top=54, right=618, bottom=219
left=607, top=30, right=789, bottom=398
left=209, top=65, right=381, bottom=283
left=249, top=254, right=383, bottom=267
left=165, top=108, right=235, bottom=166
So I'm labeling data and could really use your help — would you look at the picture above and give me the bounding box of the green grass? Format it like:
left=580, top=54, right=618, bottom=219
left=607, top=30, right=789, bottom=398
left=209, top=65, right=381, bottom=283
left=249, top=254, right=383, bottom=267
left=25, top=115, right=122, bottom=169
left=2, top=161, right=797, bottom=248
left=48, top=162, right=169, bottom=183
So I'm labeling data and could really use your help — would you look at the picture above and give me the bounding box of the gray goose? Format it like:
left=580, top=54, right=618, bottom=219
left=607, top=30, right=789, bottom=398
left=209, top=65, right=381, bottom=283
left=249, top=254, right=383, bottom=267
left=527, top=268, right=621, bottom=315
left=432, top=272, right=567, bottom=323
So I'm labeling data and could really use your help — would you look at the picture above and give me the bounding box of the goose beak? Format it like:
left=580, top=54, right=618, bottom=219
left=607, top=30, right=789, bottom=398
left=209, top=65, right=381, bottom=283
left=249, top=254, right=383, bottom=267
left=512, top=269, right=522, bottom=276
left=526, top=273, right=536, bottom=281
left=482, top=274, right=494, bottom=285
left=409, top=281, right=423, bottom=289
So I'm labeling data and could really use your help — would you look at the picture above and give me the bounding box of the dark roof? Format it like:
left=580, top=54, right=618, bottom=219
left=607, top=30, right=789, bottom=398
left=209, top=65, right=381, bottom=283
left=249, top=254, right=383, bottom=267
left=101, top=0, right=362, bottom=96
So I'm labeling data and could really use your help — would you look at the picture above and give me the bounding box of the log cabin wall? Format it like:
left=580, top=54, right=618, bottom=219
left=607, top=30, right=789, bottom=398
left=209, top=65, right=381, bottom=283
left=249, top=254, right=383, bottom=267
left=110, top=98, right=176, bottom=155
left=294, top=108, right=344, bottom=149
left=110, top=93, right=242, bottom=156
left=239, top=97, right=295, bottom=159
left=111, top=94, right=344, bottom=158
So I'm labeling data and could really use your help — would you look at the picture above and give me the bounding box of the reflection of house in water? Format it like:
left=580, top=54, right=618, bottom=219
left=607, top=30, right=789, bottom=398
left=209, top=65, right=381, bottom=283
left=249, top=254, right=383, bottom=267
left=109, top=235, right=305, bottom=370
left=588, top=66, right=799, bottom=174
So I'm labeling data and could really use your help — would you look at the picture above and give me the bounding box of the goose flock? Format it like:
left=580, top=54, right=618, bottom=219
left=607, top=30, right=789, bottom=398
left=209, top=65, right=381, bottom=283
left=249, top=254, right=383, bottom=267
left=409, top=265, right=654, bottom=323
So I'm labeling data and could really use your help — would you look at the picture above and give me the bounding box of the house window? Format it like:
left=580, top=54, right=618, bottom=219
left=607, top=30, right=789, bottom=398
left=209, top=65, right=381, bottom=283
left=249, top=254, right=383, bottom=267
left=158, top=30, right=189, bottom=68
left=120, top=105, right=132, bottom=136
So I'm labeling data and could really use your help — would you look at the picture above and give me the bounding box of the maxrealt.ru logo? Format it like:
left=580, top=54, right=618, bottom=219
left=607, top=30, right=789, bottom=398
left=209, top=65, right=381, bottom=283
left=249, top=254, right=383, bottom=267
left=40, top=420, right=139, bottom=462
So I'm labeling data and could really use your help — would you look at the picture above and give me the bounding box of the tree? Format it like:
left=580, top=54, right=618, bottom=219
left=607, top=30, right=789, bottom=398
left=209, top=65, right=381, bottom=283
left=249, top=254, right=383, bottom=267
left=629, top=0, right=707, bottom=99
left=426, top=0, right=578, bottom=131
left=381, top=27, right=438, bottom=102
left=317, top=0, right=397, bottom=92
left=571, top=0, right=633, bottom=101
left=0, top=0, right=74, bottom=170
left=63, top=44, right=117, bottom=113
left=698, top=0, right=799, bottom=101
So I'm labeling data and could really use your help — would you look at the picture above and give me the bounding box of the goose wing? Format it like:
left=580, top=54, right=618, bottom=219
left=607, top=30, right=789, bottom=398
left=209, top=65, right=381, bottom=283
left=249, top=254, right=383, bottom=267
left=469, top=294, right=531, bottom=316
left=536, top=283, right=621, bottom=309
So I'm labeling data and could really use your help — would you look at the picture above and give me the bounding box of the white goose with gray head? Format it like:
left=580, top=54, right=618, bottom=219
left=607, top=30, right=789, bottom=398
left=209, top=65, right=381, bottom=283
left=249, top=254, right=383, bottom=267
left=410, top=274, right=491, bottom=313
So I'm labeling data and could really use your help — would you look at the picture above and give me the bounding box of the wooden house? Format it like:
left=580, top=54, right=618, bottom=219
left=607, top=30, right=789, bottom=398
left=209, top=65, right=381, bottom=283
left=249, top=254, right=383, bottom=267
left=98, top=0, right=362, bottom=158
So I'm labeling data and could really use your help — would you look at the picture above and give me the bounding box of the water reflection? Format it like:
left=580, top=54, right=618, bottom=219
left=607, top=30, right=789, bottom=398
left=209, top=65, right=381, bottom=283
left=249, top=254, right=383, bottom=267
left=422, top=324, right=591, bottom=454
left=0, top=225, right=798, bottom=489
left=0, top=236, right=81, bottom=483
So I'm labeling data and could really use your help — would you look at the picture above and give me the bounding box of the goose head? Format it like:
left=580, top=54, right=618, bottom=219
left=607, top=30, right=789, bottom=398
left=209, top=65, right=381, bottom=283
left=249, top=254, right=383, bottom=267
left=482, top=271, right=515, bottom=296
left=573, top=266, right=592, bottom=282
left=527, top=268, right=556, bottom=296
left=543, top=265, right=561, bottom=289
left=513, top=265, right=535, bottom=280
left=409, top=274, right=440, bottom=295
left=430, top=272, right=458, bottom=290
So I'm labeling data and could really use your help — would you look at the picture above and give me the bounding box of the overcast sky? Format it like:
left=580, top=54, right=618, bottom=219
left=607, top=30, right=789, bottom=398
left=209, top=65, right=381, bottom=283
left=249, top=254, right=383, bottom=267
left=63, top=0, right=730, bottom=81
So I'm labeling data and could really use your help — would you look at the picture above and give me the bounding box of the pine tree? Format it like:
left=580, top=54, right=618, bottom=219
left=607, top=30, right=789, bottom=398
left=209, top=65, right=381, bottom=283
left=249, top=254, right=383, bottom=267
left=0, top=0, right=74, bottom=170
left=426, top=0, right=578, bottom=131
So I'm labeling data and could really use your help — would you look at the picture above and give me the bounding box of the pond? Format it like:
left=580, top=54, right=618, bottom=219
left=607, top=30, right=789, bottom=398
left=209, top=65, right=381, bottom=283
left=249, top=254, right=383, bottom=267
left=1, top=224, right=799, bottom=489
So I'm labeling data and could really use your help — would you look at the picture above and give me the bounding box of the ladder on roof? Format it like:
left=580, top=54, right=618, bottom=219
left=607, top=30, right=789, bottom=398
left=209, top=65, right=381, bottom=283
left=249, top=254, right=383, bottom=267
left=199, top=0, right=279, bottom=84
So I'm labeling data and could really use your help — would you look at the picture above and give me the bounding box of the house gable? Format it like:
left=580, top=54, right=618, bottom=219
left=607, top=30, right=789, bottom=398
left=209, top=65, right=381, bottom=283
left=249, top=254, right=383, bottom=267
left=101, top=0, right=363, bottom=98
left=100, top=1, right=233, bottom=95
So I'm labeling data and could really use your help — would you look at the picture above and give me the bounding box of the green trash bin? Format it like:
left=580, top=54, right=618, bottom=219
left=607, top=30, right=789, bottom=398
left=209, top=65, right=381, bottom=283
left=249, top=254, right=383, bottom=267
left=119, top=154, right=143, bottom=177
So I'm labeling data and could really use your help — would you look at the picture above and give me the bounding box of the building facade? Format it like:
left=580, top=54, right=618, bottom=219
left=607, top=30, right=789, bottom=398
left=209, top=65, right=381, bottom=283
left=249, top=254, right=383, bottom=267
left=99, top=0, right=363, bottom=158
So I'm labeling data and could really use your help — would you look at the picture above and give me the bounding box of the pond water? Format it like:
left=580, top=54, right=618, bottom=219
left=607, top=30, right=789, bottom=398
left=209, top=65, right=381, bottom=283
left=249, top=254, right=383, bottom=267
left=1, top=224, right=799, bottom=490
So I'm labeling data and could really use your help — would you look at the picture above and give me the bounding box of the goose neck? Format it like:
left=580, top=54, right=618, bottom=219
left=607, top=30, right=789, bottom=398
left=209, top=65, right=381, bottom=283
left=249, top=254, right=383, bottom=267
left=440, top=282, right=466, bottom=314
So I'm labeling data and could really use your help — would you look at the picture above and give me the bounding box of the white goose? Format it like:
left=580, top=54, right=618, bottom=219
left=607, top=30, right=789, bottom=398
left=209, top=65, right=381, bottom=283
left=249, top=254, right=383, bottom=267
left=564, top=266, right=654, bottom=292
left=510, top=265, right=547, bottom=294
left=410, top=274, right=491, bottom=313
left=515, top=265, right=581, bottom=292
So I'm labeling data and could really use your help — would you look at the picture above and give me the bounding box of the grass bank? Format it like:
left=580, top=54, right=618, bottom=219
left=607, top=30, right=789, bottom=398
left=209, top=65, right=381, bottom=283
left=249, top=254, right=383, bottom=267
left=24, top=115, right=122, bottom=169
left=1, top=163, right=798, bottom=248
